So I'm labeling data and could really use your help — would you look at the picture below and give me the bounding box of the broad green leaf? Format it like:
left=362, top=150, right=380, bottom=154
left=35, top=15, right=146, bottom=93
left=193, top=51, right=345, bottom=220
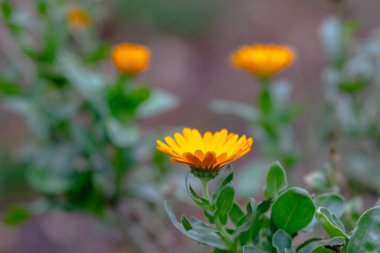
left=297, top=237, right=346, bottom=253
left=271, top=187, right=315, bottom=234
left=264, top=161, right=288, bottom=198
left=317, top=207, right=348, bottom=239
left=229, top=202, right=244, bottom=226
left=342, top=197, right=362, bottom=231
left=214, top=184, right=235, bottom=225
left=272, top=229, right=295, bottom=253
left=164, top=202, right=228, bottom=250
left=315, top=193, right=345, bottom=217
left=4, top=205, right=31, bottom=225
left=347, top=207, right=380, bottom=253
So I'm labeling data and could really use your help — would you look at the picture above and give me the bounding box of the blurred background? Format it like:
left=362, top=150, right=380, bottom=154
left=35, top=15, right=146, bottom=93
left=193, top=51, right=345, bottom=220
left=1, top=0, right=380, bottom=252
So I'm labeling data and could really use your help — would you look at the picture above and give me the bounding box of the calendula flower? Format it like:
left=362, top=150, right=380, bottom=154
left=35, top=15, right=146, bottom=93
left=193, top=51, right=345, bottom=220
left=231, top=45, right=294, bottom=79
left=68, top=7, right=90, bottom=30
left=156, top=128, right=253, bottom=179
left=111, top=43, right=150, bottom=76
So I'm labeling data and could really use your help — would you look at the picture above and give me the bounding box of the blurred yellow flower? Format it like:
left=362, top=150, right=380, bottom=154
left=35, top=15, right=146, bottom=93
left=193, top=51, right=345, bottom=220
left=157, top=128, right=253, bottom=179
left=111, top=44, right=150, bottom=76
left=231, top=45, right=294, bottom=79
left=68, top=7, right=90, bottom=29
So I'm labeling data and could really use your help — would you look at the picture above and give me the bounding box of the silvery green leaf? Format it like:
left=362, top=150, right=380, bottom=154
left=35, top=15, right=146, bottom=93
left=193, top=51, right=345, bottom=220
left=271, top=79, right=292, bottom=108
left=4, top=97, right=48, bottom=138
left=59, top=52, right=106, bottom=113
left=137, top=89, right=178, bottom=118
left=164, top=202, right=228, bottom=250
left=319, top=17, right=345, bottom=63
left=105, top=119, right=140, bottom=147
left=235, top=161, right=268, bottom=198
left=209, top=99, right=259, bottom=122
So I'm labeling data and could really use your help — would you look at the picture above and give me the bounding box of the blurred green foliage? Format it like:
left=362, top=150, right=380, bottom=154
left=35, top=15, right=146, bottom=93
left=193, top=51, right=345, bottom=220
left=112, top=0, right=222, bottom=37
left=0, top=0, right=177, bottom=227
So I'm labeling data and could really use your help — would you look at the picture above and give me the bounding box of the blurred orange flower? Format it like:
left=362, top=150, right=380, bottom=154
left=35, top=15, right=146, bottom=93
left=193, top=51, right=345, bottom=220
left=68, top=7, right=90, bottom=30
left=157, top=128, right=253, bottom=179
left=111, top=44, right=150, bottom=76
left=231, top=45, right=294, bottom=79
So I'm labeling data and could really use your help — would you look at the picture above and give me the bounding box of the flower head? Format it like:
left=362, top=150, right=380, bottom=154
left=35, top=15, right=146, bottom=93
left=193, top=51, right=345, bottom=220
left=231, top=44, right=294, bottom=79
left=156, top=128, right=253, bottom=179
left=68, top=7, right=90, bottom=30
left=111, top=43, right=150, bottom=76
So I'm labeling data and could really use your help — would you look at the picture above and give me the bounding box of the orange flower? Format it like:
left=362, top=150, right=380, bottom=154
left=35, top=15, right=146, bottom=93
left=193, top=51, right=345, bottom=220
left=68, top=7, right=90, bottom=30
left=111, top=44, right=150, bottom=76
left=231, top=45, right=294, bottom=79
left=157, top=128, right=253, bottom=179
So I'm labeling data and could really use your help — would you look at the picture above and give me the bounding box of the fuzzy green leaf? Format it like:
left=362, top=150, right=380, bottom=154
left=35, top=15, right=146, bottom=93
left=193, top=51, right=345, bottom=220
left=164, top=202, right=228, bottom=250
left=347, top=207, right=380, bottom=253
left=272, top=229, right=295, bottom=253
left=317, top=207, right=348, bottom=239
left=271, top=187, right=315, bottom=234
left=264, top=161, right=288, bottom=198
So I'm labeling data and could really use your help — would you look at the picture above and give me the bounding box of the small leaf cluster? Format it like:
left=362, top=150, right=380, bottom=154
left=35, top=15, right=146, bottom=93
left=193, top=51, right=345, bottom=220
left=166, top=162, right=380, bottom=252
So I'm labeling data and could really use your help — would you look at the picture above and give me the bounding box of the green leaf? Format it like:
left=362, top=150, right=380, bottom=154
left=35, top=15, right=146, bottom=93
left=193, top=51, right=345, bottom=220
left=1, top=0, right=12, bottom=18
left=317, top=207, right=348, bottom=239
left=209, top=99, right=259, bottom=122
left=311, top=247, right=337, bottom=253
left=185, top=173, right=208, bottom=207
left=347, top=207, right=380, bottom=253
left=164, top=202, right=228, bottom=250
left=214, top=165, right=233, bottom=193
left=338, top=79, right=366, bottom=94
left=243, top=245, right=267, bottom=253
left=4, top=205, right=31, bottom=225
left=105, top=119, right=140, bottom=147
left=264, top=161, right=288, bottom=198
left=229, top=202, right=245, bottom=226
left=84, top=44, right=110, bottom=65
left=271, top=187, right=315, bottom=234
left=214, top=184, right=235, bottom=225
left=181, top=215, right=192, bottom=231
left=137, top=90, right=178, bottom=118
left=272, top=229, right=295, bottom=253
left=0, top=79, right=20, bottom=95
left=297, top=237, right=346, bottom=253
left=107, top=85, right=151, bottom=120
left=315, top=193, right=345, bottom=217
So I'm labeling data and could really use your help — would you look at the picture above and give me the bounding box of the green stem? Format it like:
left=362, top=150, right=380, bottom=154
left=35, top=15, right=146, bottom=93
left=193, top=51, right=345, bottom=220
left=200, top=179, right=237, bottom=251
left=258, top=78, right=272, bottom=115
left=201, top=179, right=209, bottom=200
